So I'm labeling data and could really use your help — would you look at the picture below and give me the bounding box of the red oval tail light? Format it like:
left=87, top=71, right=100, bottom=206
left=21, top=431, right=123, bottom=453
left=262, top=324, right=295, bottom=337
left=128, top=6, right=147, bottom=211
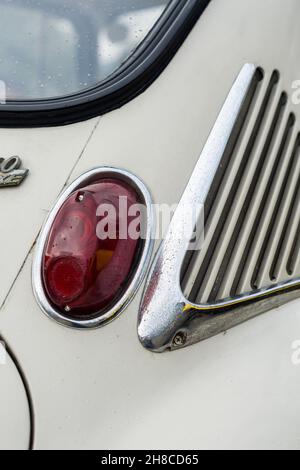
left=33, top=168, right=153, bottom=328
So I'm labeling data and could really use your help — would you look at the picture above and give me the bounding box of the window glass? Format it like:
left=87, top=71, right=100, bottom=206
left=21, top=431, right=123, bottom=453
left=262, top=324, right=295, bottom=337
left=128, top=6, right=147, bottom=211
left=0, top=0, right=170, bottom=100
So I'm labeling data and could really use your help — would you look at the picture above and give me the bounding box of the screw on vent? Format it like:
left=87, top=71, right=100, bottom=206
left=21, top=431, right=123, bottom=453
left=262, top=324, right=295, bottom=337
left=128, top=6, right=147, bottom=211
left=42, top=179, right=141, bottom=319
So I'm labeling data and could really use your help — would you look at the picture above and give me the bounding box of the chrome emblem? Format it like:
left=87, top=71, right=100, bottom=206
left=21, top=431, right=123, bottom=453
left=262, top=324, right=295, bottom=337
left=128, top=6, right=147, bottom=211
left=0, top=156, right=29, bottom=188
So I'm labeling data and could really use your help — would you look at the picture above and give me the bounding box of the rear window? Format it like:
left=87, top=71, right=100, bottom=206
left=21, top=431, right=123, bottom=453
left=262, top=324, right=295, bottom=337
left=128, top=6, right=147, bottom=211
left=0, top=0, right=211, bottom=127
left=0, top=0, right=169, bottom=100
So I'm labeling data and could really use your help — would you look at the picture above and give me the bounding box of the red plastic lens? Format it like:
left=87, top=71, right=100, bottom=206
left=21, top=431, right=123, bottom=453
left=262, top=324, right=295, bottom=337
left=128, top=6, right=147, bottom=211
left=42, top=179, right=141, bottom=319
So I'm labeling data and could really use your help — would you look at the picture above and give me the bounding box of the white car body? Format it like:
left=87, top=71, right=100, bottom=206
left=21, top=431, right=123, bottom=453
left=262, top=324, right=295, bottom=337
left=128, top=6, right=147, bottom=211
left=1, top=0, right=300, bottom=450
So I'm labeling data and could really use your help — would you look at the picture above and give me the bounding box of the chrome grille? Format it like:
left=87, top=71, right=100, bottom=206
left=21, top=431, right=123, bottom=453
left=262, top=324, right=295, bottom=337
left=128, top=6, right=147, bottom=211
left=138, top=64, right=300, bottom=352
left=182, top=69, right=300, bottom=304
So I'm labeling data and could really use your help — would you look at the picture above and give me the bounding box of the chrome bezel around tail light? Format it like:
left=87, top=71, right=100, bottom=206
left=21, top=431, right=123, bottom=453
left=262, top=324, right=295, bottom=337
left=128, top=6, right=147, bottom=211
left=33, top=167, right=154, bottom=329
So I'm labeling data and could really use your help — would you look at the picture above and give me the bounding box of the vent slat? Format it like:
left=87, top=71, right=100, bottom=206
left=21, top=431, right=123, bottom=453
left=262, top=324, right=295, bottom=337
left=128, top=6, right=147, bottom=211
left=182, top=68, right=300, bottom=304
left=196, top=72, right=281, bottom=303
left=184, top=71, right=275, bottom=302
left=238, top=125, right=298, bottom=293
left=253, top=143, right=300, bottom=288
left=232, top=113, right=295, bottom=294
left=269, top=172, right=300, bottom=281
left=217, top=104, right=292, bottom=299
left=209, top=91, right=287, bottom=301
left=287, top=218, right=300, bottom=275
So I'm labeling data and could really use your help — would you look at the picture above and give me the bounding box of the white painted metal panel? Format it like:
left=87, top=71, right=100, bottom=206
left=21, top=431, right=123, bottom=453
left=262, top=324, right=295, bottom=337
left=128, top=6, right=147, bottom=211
left=0, top=0, right=300, bottom=450
left=0, top=347, right=30, bottom=450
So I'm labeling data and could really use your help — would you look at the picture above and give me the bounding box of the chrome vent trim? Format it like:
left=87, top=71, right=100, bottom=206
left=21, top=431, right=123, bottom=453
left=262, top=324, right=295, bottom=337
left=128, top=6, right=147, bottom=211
left=138, top=64, right=300, bottom=352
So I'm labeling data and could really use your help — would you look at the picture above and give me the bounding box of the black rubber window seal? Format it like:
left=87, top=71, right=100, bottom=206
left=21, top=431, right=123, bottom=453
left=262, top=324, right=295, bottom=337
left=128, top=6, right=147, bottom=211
left=0, top=0, right=211, bottom=128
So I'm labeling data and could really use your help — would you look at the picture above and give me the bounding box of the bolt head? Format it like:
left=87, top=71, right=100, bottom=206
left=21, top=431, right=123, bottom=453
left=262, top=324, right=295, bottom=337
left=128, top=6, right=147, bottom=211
left=173, top=332, right=186, bottom=347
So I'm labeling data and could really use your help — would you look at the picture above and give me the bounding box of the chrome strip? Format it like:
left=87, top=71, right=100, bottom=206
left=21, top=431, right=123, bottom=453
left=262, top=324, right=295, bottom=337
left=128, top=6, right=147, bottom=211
left=137, top=64, right=299, bottom=352
left=33, top=167, right=154, bottom=329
